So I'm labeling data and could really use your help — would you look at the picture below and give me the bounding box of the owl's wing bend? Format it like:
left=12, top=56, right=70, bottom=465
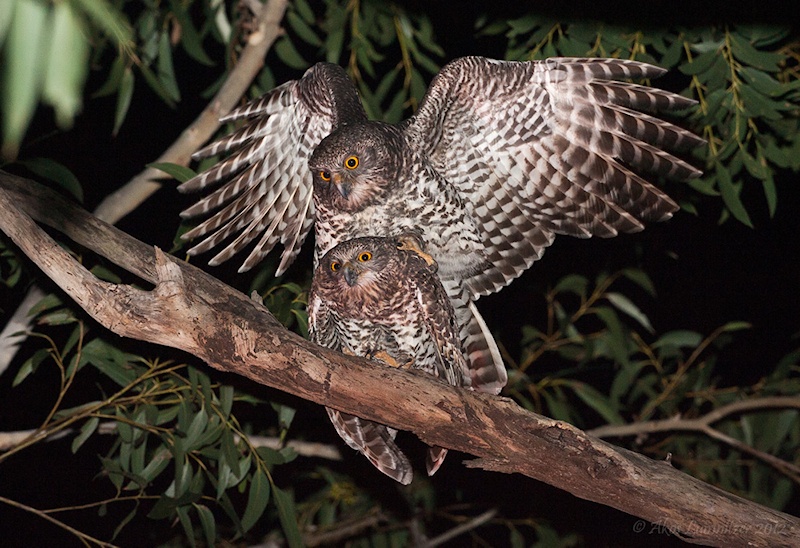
left=411, top=274, right=470, bottom=390
left=403, top=56, right=704, bottom=298
left=179, top=63, right=366, bottom=274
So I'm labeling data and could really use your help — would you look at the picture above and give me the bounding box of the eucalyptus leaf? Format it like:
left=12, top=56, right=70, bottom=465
left=43, top=2, right=90, bottom=127
left=273, top=484, right=303, bottom=548
left=2, top=0, right=48, bottom=158
left=18, top=157, right=83, bottom=202
left=715, top=163, right=754, bottom=227
left=114, top=66, right=134, bottom=135
left=606, top=292, right=654, bottom=333
left=240, top=468, right=270, bottom=533
left=729, top=32, right=784, bottom=71
left=195, top=503, right=217, bottom=548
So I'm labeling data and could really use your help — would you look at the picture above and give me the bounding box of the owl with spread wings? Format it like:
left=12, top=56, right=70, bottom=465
left=179, top=56, right=703, bottom=396
left=308, top=234, right=467, bottom=484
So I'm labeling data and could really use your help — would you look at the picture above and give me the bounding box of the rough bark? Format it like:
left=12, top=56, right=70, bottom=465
left=0, top=171, right=797, bottom=548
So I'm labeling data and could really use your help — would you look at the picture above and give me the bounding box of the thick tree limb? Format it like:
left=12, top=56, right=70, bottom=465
left=0, top=172, right=798, bottom=547
left=0, top=0, right=288, bottom=376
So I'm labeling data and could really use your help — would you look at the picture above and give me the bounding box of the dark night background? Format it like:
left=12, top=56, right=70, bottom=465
left=0, top=1, right=798, bottom=546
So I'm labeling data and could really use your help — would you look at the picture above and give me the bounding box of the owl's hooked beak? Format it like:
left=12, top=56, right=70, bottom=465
left=342, top=262, right=361, bottom=287
left=332, top=173, right=352, bottom=199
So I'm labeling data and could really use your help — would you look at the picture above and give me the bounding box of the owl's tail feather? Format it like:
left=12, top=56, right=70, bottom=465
left=442, top=279, right=507, bottom=394
left=326, top=407, right=413, bottom=485
left=464, top=301, right=507, bottom=395
left=427, top=446, right=448, bottom=476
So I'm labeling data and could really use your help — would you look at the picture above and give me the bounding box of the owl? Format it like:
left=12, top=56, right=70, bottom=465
left=308, top=235, right=469, bottom=484
left=180, top=56, right=704, bottom=396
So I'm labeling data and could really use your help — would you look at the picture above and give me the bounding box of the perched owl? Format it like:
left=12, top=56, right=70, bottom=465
left=180, top=56, right=704, bottom=396
left=308, top=235, right=468, bottom=484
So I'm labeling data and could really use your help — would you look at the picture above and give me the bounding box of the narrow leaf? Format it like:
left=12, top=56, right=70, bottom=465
left=274, top=36, right=307, bottom=70
left=606, top=292, right=654, bottom=333
left=273, top=484, right=303, bottom=548
left=2, top=0, right=48, bottom=159
left=195, top=504, right=217, bottom=547
left=114, top=67, right=134, bottom=135
left=147, top=161, right=196, bottom=182
left=175, top=506, right=196, bottom=548
left=18, top=157, right=83, bottom=202
left=570, top=381, right=624, bottom=425
left=715, top=163, right=753, bottom=227
left=652, top=330, right=703, bottom=349
left=72, top=417, right=99, bottom=453
left=241, top=468, right=270, bottom=533
left=169, top=0, right=214, bottom=66
left=70, top=0, right=133, bottom=47
left=729, top=32, right=784, bottom=71
left=43, top=2, right=90, bottom=127
left=593, top=306, right=630, bottom=367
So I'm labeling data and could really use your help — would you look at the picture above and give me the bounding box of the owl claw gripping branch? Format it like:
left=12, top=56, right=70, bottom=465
left=181, top=56, right=703, bottom=482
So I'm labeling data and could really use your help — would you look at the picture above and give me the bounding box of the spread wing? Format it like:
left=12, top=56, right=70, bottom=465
left=179, top=63, right=366, bottom=274
left=403, top=56, right=705, bottom=298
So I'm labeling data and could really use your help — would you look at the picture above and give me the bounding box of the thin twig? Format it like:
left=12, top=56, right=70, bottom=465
left=589, top=396, right=800, bottom=482
left=421, top=508, right=498, bottom=548
left=303, top=507, right=386, bottom=547
left=0, top=495, right=119, bottom=547
left=0, top=422, right=342, bottom=460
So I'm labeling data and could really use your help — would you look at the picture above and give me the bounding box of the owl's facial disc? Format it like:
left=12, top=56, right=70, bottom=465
left=337, top=249, right=376, bottom=287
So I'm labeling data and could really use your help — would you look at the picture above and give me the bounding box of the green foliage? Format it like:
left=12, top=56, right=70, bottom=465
left=3, top=306, right=304, bottom=545
left=268, top=0, right=445, bottom=124
left=1, top=1, right=799, bottom=546
left=0, top=0, right=134, bottom=158
left=508, top=270, right=799, bottom=510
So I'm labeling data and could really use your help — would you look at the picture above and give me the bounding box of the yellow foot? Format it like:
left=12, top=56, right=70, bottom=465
left=369, top=350, right=400, bottom=368
left=396, top=234, right=436, bottom=267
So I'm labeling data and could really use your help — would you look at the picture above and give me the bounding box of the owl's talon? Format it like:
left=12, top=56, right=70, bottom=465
left=368, top=350, right=400, bottom=368
left=396, top=234, right=436, bottom=267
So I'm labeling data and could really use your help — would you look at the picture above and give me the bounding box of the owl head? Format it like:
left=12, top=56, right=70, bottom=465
left=315, top=237, right=399, bottom=294
left=313, top=234, right=435, bottom=299
left=309, top=122, right=404, bottom=213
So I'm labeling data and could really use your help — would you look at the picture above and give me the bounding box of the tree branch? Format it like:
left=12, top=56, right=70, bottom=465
left=422, top=508, right=498, bottom=548
left=0, top=0, right=288, bottom=376
left=0, top=424, right=342, bottom=461
left=589, top=397, right=800, bottom=484
left=93, top=0, right=288, bottom=224
left=0, top=171, right=798, bottom=548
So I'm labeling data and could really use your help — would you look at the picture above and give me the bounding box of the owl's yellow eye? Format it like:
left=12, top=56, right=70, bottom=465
left=319, top=170, right=331, bottom=182
left=357, top=251, right=372, bottom=262
left=330, top=261, right=340, bottom=272
left=344, top=155, right=359, bottom=170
